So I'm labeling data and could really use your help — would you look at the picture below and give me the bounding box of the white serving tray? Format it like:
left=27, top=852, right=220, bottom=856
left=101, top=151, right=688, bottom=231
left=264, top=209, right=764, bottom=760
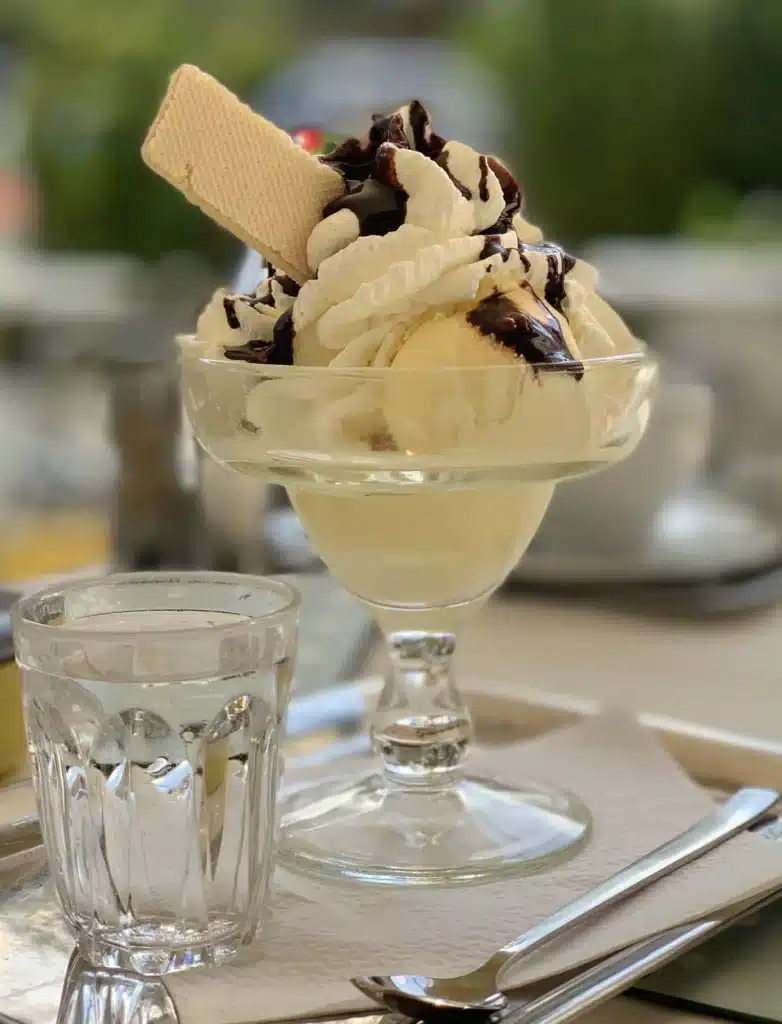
left=3, top=679, right=780, bottom=1024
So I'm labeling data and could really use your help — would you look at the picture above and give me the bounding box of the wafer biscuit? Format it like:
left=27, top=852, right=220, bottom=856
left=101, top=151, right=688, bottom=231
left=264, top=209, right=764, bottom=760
left=142, top=65, right=344, bottom=282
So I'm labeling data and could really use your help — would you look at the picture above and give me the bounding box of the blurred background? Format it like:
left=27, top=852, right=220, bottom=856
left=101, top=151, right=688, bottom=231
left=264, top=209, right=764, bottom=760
left=2, top=0, right=782, bottom=614
left=4, top=8, right=782, bottom=1012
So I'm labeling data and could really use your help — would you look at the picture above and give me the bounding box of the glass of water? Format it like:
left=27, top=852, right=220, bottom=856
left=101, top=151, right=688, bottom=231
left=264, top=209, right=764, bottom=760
left=12, top=572, right=299, bottom=976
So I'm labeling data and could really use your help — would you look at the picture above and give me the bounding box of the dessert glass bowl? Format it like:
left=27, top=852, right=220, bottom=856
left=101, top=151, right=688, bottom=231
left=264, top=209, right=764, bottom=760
left=182, top=345, right=656, bottom=886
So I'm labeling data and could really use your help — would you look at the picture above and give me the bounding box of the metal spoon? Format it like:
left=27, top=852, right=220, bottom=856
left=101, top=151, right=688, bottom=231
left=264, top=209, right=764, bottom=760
left=352, top=786, right=778, bottom=1019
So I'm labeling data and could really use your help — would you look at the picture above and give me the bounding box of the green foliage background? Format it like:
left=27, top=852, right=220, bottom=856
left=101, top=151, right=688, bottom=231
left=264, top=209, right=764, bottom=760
left=461, top=0, right=782, bottom=245
left=2, top=0, right=291, bottom=269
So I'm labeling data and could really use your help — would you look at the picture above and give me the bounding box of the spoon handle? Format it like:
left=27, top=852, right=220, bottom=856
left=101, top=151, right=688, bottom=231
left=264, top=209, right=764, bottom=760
left=495, top=786, right=777, bottom=975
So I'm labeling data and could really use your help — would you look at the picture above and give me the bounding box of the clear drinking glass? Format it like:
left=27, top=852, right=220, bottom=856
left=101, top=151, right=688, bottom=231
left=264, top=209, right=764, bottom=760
left=12, top=572, right=299, bottom=974
left=182, top=348, right=656, bottom=886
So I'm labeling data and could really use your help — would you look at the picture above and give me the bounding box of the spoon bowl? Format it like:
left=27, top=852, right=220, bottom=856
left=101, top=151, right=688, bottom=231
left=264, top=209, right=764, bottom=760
left=353, top=973, right=510, bottom=1017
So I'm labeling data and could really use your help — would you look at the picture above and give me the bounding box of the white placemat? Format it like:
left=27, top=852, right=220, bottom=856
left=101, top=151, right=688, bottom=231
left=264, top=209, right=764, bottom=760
left=167, top=713, right=782, bottom=1024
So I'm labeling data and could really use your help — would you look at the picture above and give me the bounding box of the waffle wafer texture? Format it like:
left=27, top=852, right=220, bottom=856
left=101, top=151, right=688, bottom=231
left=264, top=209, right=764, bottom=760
left=142, top=64, right=344, bottom=282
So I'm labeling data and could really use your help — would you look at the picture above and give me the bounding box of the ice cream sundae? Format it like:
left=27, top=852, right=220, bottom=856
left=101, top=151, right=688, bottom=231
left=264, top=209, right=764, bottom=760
left=143, top=67, right=654, bottom=885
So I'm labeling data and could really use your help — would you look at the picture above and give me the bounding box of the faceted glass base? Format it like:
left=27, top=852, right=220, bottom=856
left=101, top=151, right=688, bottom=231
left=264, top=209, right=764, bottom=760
left=280, top=771, right=591, bottom=886
left=77, top=922, right=247, bottom=976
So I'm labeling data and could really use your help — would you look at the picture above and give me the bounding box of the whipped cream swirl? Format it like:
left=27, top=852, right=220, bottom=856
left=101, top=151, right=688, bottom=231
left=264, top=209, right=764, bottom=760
left=195, top=102, right=633, bottom=372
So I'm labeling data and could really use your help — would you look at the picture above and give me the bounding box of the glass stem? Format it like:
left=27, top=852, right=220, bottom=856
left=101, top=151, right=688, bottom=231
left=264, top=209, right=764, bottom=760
left=371, top=631, right=473, bottom=790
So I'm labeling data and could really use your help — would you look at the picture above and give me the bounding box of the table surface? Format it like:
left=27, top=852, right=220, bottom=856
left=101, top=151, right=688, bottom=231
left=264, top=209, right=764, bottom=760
left=6, top=589, right=782, bottom=1024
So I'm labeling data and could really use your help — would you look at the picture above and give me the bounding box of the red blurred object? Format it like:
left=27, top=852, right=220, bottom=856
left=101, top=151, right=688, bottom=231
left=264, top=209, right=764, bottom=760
left=0, top=172, right=35, bottom=239
left=290, top=127, right=325, bottom=153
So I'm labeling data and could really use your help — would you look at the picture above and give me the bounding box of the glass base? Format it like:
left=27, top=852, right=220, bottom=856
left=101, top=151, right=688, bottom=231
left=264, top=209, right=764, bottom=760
left=280, top=771, right=591, bottom=886
left=77, top=921, right=249, bottom=976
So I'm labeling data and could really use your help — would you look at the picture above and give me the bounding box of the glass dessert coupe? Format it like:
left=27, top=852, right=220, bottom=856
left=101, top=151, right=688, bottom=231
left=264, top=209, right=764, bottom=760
left=182, top=346, right=656, bottom=885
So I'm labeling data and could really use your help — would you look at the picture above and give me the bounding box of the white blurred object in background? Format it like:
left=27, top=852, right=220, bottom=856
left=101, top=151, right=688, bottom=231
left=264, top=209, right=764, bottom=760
left=258, top=37, right=508, bottom=152
left=592, top=239, right=782, bottom=495
left=520, top=239, right=782, bottom=584
left=537, top=362, right=715, bottom=558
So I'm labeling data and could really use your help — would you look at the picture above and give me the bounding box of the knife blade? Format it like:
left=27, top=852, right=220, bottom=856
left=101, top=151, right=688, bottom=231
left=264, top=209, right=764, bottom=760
left=510, top=870, right=782, bottom=1023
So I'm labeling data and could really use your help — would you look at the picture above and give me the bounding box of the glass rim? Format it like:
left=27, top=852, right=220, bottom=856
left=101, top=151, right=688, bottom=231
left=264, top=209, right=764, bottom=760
left=12, top=570, right=301, bottom=644
left=177, top=336, right=652, bottom=376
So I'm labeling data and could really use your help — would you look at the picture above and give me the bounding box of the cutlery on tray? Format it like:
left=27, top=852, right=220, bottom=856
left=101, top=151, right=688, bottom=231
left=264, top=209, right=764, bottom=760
left=509, top=819, right=782, bottom=1024
left=353, top=787, right=778, bottom=1019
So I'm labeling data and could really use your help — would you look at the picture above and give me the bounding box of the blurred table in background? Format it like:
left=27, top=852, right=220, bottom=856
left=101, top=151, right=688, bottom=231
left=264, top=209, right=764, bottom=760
left=0, top=513, right=108, bottom=585
left=589, top=238, right=782, bottom=520
left=0, top=247, right=137, bottom=327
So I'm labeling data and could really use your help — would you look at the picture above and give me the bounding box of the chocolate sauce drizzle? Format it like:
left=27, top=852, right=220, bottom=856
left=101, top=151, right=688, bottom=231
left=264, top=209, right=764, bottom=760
left=367, top=429, right=398, bottom=452
left=276, top=274, right=301, bottom=299
left=223, top=103, right=582, bottom=378
left=437, top=150, right=472, bottom=200
left=323, top=167, right=407, bottom=238
left=223, top=307, right=296, bottom=366
left=320, top=101, right=521, bottom=242
left=545, top=253, right=575, bottom=314
left=477, top=155, right=490, bottom=203
left=479, top=156, right=522, bottom=235
left=223, top=344, right=271, bottom=364
left=223, top=296, right=241, bottom=329
left=522, top=243, right=577, bottom=314
left=226, top=272, right=301, bottom=326
left=269, top=308, right=295, bottom=364
left=467, top=287, right=584, bottom=380
left=323, top=109, right=422, bottom=182
left=374, top=143, right=403, bottom=190
left=479, top=235, right=512, bottom=262
left=408, top=99, right=444, bottom=157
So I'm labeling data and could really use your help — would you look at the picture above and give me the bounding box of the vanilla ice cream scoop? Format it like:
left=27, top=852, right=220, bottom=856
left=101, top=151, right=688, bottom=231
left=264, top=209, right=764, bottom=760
left=383, top=270, right=596, bottom=460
